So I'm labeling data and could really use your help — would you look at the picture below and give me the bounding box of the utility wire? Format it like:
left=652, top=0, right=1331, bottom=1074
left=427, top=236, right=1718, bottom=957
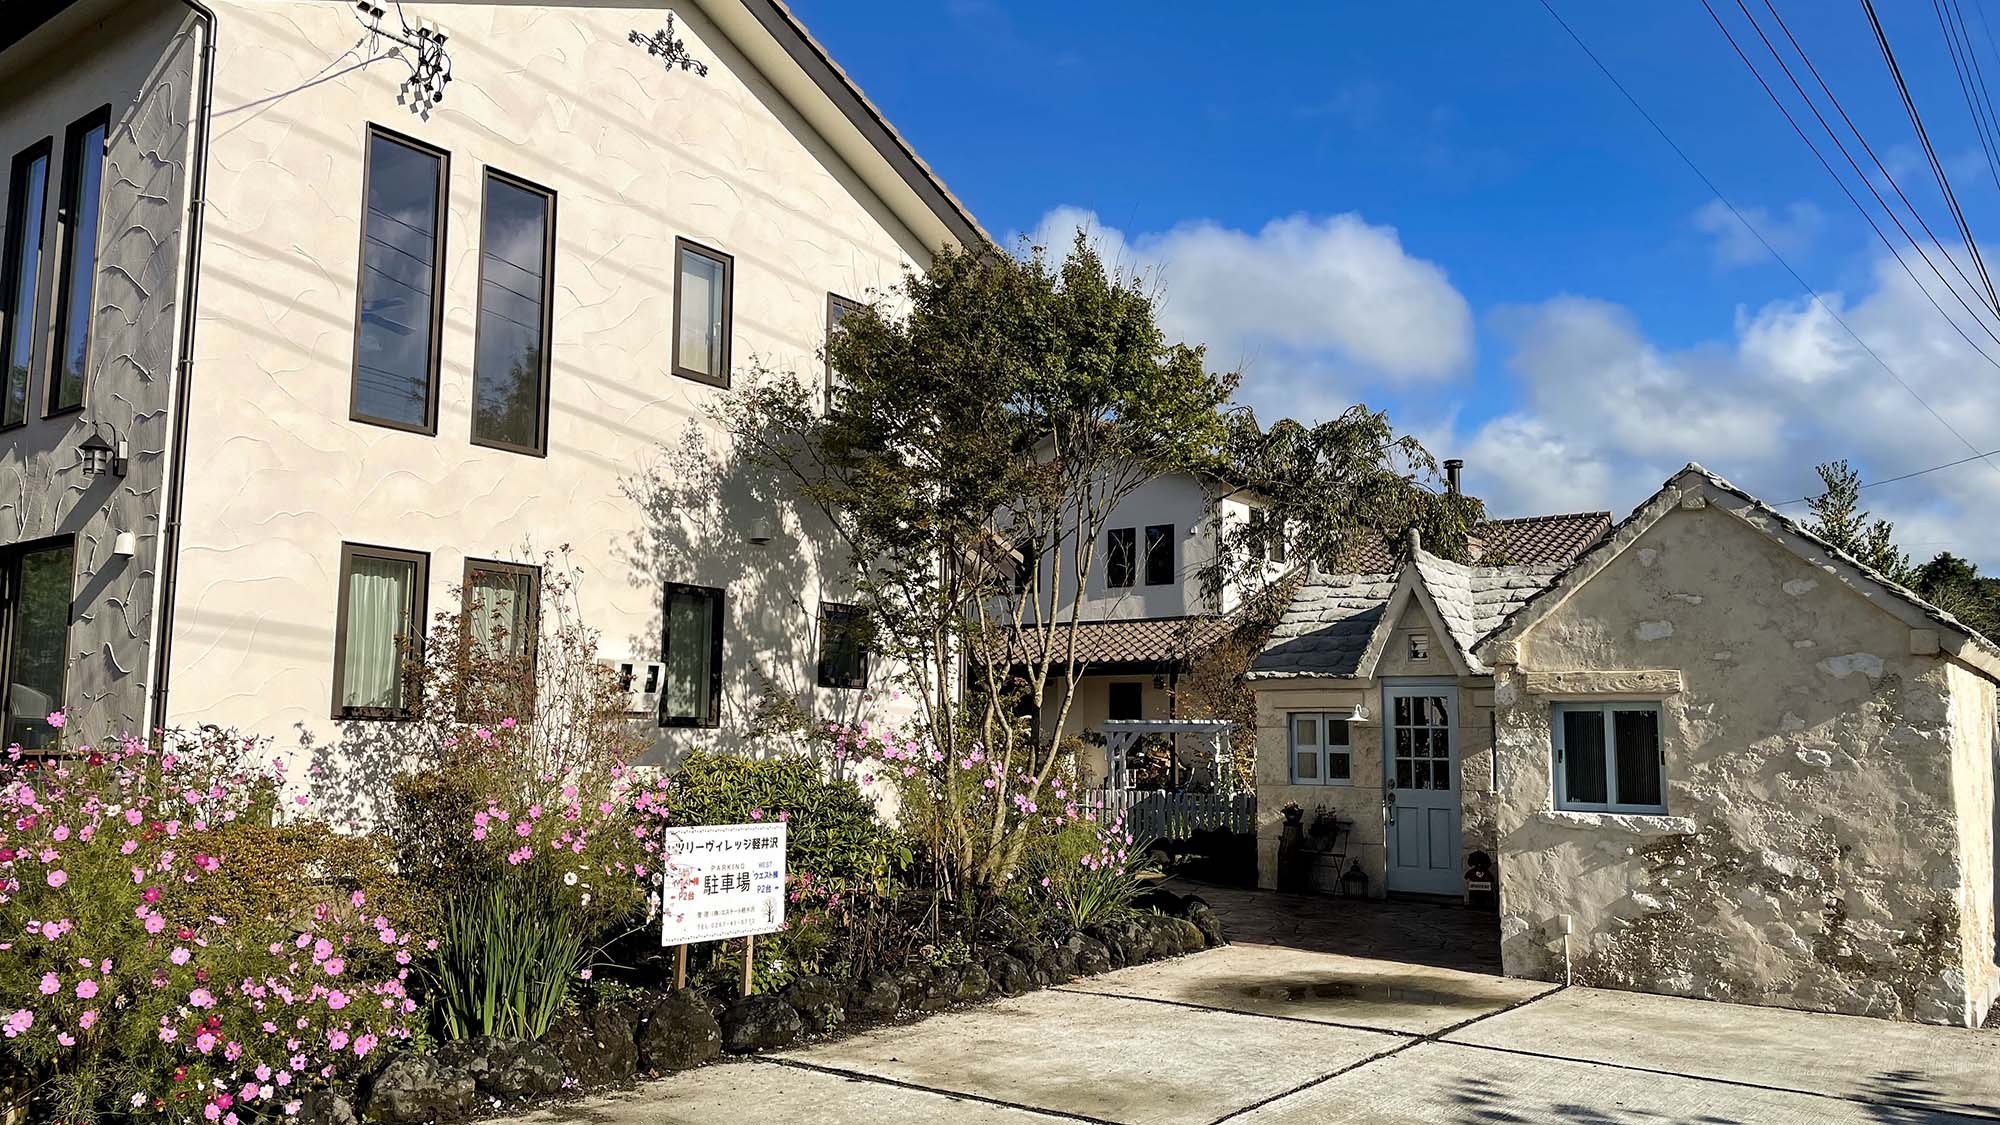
left=1705, top=0, right=2000, bottom=364
left=1861, top=0, right=2000, bottom=314
left=1936, top=0, right=2000, bottom=195
left=1750, top=0, right=2000, bottom=346
left=1772, top=445, right=2000, bottom=504
left=1533, top=0, right=2000, bottom=484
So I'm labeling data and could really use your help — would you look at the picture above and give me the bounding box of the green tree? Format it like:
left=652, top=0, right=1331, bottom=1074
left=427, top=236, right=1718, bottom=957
left=1803, top=460, right=1911, bottom=583
left=1911, top=551, right=2000, bottom=636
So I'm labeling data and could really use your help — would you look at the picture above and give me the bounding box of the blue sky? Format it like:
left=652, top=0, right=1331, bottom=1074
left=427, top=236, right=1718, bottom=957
left=792, top=0, right=2000, bottom=566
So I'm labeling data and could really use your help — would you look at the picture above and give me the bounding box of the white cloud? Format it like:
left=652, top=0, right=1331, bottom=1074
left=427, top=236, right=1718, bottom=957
left=1451, top=252, right=2000, bottom=568
left=1691, top=199, right=1824, bottom=268
left=1022, top=206, right=1475, bottom=421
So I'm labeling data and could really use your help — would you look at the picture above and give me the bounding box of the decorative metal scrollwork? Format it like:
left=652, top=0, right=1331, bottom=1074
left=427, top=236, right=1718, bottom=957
left=353, top=3, right=454, bottom=119
left=630, top=14, right=710, bottom=77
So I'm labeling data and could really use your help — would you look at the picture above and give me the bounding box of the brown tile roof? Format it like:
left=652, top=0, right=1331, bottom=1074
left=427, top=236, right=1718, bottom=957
left=994, top=615, right=1239, bottom=669
left=1338, top=511, right=1613, bottom=571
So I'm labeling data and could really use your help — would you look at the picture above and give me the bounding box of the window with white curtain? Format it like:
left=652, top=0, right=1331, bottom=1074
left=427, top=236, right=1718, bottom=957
left=661, top=583, right=723, bottom=727
left=672, top=239, right=732, bottom=387
left=333, top=544, right=427, bottom=719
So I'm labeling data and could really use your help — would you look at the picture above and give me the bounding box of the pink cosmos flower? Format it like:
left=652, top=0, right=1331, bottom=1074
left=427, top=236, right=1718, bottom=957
left=45, top=710, right=64, bottom=729
left=169, top=947, right=191, bottom=965
left=75, top=979, right=97, bottom=999
left=46, top=869, right=67, bottom=888
left=78, top=1010, right=96, bottom=1029
left=38, top=973, right=59, bottom=995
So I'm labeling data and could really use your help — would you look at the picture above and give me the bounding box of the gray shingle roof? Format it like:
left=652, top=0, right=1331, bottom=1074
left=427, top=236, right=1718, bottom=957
left=1249, top=552, right=1563, bottom=679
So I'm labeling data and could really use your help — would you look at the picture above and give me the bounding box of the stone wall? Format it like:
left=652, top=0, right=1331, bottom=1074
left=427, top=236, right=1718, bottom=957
left=1490, top=498, right=1998, bottom=1025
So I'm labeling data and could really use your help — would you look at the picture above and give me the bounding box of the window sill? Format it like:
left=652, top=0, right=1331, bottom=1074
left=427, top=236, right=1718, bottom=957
left=1540, top=809, right=1696, bottom=835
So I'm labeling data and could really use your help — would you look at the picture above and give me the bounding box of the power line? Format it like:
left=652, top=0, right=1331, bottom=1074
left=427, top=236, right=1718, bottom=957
left=1935, top=0, right=2000, bottom=195
left=1772, top=445, right=2000, bottom=505
left=1533, top=0, right=2000, bottom=485
left=1747, top=0, right=2000, bottom=348
left=1703, top=0, right=2000, bottom=365
left=1860, top=0, right=2000, bottom=314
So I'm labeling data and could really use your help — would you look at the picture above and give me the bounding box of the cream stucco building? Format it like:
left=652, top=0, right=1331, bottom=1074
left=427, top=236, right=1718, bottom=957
left=0, top=0, right=980, bottom=802
left=1252, top=464, right=2000, bottom=1027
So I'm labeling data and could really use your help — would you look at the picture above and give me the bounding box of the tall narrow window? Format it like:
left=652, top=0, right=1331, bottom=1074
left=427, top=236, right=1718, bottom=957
left=472, top=171, right=553, bottom=453
left=1246, top=509, right=1269, bottom=562
left=332, top=543, right=428, bottom=719
left=672, top=239, right=731, bottom=387
left=1106, top=527, right=1136, bottom=588
left=1013, top=536, right=1038, bottom=593
left=1, top=537, right=74, bottom=751
left=47, top=110, right=106, bottom=417
left=1, top=139, right=52, bottom=430
left=825, top=293, right=862, bottom=411
left=351, top=127, right=446, bottom=433
left=661, top=583, right=723, bottom=727
left=461, top=558, right=538, bottom=721
left=1144, top=524, right=1175, bottom=586
left=816, top=602, right=869, bottom=689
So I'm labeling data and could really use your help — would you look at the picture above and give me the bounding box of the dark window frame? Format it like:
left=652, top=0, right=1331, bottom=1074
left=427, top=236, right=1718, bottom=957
left=1107, top=681, right=1143, bottom=721
left=330, top=541, right=430, bottom=721
left=1144, top=523, right=1175, bottom=586
left=824, top=292, right=862, bottom=412
left=469, top=167, right=556, bottom=457
left=815, top=601, right=869, bottom=690
left=670, top=237, right=733, bottom=389
left=1, top=137, right=54, bottom=434
left=460, top=556, right=541, bottom=721
left=1106, top=526, right=1136, bottom=589
left=660, top=581, right=724, bottom=728
left=349, top=123, right=449, bottom=436
left=0, top=534, right=75, bottom=752
left=45, top=106, right=109, bottom=420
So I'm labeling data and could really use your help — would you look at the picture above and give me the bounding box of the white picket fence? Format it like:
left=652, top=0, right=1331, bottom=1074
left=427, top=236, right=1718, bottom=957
left=1088, top=788, right=1257, bottom=841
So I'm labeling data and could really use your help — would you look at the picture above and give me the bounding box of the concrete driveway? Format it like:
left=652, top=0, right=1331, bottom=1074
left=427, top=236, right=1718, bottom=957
left=494, top=941, right=2000, bottom=1125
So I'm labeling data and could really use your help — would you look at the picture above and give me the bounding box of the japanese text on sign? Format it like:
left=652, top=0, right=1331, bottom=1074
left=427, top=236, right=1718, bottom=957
left=659, top=822, right=786, bottom=945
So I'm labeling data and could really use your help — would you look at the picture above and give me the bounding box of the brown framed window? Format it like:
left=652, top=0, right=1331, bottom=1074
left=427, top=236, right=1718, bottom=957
left=351, top=125, right=447, bottom=434
left=661, top=582, right=723, bottom=727
left=815, top=602, right=869, bottom=689
left=0, top=536, right=74, bottom=751
left=1106, top=527, right=1136, bottom=588
left=461, top=557, right=539, bottom=720
left=1144, top=524, right=1175, bottom=586
left=46, top=108, right=107, bottom=418
left=1, top=138, right=52, bottom=431
left=671, top=238, right=732, bottom=387
left=825, top=293, right=862, bottom=412
left=471, top=169, right=554, bottom=454
left=332, top=543, right=429, bottom=719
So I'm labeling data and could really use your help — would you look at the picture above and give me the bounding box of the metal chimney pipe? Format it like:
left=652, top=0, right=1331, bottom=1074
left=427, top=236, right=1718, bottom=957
left=1444, top=458, right=1463, bottom=495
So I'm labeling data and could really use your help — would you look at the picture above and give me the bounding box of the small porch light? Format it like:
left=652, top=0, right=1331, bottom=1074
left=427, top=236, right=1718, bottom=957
left=744, top=516, right=774, bottom=545
left=78, top=428, right=127, bottom=479
left=1348, top=701, right=1369, bottom=724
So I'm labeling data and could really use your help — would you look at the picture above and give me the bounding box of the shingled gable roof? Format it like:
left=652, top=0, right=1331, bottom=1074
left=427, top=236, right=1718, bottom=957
left=1248, top=551, right=1565, bottom=680
left=1339, top=510, right=1612, bottom=572
left=1470, top=464, right=2000, bottom=682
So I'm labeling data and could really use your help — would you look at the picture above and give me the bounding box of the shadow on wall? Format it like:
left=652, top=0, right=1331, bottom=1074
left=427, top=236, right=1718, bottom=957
left=617, top=410, right=879, bottom=761
left=293, top=719, right=406, bottom=831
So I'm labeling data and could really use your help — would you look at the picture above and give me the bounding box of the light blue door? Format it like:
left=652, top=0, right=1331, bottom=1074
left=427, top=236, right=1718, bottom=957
left=1382, top=683, right=1462, bottom=895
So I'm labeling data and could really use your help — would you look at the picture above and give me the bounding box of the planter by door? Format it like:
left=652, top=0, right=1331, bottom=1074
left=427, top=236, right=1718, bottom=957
left=1381, top=682, right=1462, bottom=895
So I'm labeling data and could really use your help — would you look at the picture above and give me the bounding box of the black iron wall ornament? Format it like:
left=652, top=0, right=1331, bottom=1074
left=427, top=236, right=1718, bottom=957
left=630, top=15, right=711, bottom=77
left=353, top=3, right=454, bottom=119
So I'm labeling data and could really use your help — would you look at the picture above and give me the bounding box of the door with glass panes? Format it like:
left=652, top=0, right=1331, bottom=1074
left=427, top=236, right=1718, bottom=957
left=1381, top=681, right=1462, bottom=895
left=0, top=538, right=74, bottom=751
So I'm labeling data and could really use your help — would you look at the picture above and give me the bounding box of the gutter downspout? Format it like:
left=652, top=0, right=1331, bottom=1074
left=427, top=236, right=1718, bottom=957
left=147, top=0, right=216, bottom=733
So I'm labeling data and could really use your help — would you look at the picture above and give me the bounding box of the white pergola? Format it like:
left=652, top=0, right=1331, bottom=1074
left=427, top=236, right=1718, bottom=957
left=1100, top=718, right=1237, bottom=794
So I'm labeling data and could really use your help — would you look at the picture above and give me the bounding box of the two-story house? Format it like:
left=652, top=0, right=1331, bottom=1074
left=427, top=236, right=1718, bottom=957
left=0, top=1, right=982, bottom=795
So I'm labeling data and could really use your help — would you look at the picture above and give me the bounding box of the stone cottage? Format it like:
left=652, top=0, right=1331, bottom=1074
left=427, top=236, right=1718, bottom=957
left=1251, top=465, right=1999, bottom=1027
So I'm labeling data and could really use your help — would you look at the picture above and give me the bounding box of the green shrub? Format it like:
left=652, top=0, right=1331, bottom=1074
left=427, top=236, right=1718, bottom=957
left=433, top=884, right=585, bottom=1041
left=1025, top=810, right=1152, bottom=931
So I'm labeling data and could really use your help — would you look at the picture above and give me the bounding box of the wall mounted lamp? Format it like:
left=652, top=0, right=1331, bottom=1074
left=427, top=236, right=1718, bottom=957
left=78, top=426, right=128, bottom=479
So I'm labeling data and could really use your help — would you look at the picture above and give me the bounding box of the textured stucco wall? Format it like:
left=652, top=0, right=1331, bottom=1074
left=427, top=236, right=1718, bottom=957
left=1945, top=660, right=2000, bottom=1017
left=164, top=2, right=929, bottom=803
left=0, top=3, right=199, bottom=742
left=1491, top=500, right=1997, bottom=1025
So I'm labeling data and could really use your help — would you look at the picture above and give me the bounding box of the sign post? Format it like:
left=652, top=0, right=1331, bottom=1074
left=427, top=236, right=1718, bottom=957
left=660, top=822, right=787, bottom=997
